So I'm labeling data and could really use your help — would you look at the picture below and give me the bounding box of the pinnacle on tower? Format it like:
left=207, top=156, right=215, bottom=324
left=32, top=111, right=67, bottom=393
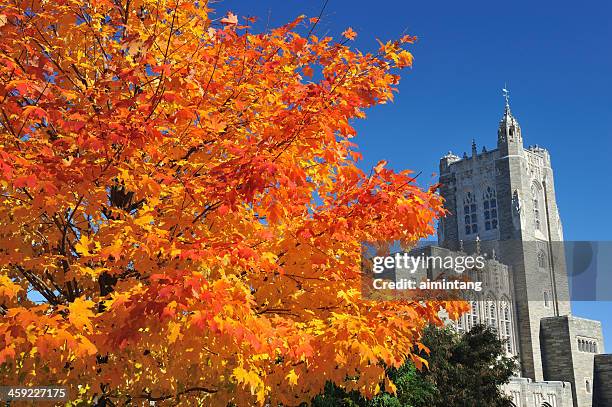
left=498, top=86, right=522, bottom=147
left=503, top=85, right=511, bottom=117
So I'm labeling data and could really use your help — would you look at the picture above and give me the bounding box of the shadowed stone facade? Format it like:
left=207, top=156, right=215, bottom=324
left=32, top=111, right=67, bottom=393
left=428, top=95, right=610, bottom=406
left=541, top=316, right=605, bottom=407
left=594, top=355, right=612, bottom=406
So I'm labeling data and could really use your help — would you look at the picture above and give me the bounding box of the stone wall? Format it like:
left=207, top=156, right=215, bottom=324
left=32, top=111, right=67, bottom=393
left=503, top=377, right=574, bottom=407
left=541, top=315, right=604, bottom=407
left=594, top=354, right=612, bottom=407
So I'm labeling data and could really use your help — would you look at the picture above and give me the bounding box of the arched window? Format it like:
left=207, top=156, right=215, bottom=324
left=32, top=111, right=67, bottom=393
left=537, top=250, right=547, bottom=269
left=486, top=298, right=497, bottom=330
left=466, top=299, right=480, bottom=330
left=483, top=187, right=498, bottom=231
left=532, top=183, right=542, bottom=231
left=500, top=300, right=513, bottom=353
left=577, top=338, right=599, bottom=353
left=463, top=192, right=478, bottom=235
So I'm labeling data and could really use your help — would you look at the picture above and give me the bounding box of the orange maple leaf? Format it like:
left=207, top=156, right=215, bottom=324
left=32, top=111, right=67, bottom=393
left=342, top=27, right=357, bottom=40
left=68, top=297, right=95, bottom=331
left=220, top=12, right=238, bottom=26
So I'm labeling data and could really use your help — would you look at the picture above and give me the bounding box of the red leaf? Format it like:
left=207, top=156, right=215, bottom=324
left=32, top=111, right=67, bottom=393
left=23, top=105, right=48, bottom=120
left=218, top=204, right=229, bottom=215
left=13, top=174, right=37, bottom=188
left=237, top=246, right=256, bottom=259
left=374, top=160, right=388, bottom=174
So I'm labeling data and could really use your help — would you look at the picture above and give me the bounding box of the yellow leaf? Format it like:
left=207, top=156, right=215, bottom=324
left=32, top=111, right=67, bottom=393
left=286, top=369, right=298, bottom=386
left=397, top=50, right=414, bottom=67
left=261, top=252, right=277, bottom=263
left=135, top=214, right=154, bottom=227
left=0, top=275, right=22, bottom=299
left=68, top=297, right=95, bottom=331
left=233, top=366, right=264, bottom=397
left=167, top=321, right=181, bottom=344
left=101, top=238, right=123, bottom=259
left=385, top=376, right=397, bottom=394
left=75, top=235, right=92, bottom=256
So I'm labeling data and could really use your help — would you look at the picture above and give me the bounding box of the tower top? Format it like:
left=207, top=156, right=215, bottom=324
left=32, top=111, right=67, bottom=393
left=498, top=85, right=522, bottom=147
left=502, top=85, right=512, bottom=117
left=503, top=85, right=510, bottom=107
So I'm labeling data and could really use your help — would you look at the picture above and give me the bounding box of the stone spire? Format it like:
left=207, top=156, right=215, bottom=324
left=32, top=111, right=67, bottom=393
left=497, top=86, right=522, bottom=148
left=503, top=86, right=511, bottom=117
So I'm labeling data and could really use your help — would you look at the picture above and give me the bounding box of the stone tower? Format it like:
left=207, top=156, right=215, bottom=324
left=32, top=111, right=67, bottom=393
left=437, top=94, right=571, bottom=382
left=436, top=91, right=610, bottom=407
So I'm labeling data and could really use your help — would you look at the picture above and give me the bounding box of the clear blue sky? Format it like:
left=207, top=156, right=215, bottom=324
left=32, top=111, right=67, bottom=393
left=220, top=0, right=612, bottom=351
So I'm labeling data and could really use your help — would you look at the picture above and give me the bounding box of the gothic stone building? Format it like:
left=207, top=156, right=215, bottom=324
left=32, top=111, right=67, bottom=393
left=423, top=96, right=612, bottom=406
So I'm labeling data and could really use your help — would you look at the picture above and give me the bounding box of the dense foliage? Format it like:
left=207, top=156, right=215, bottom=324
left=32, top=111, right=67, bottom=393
left=0, top=0, right=466, bottom=405
left=312, top=324, right=518, bottom=407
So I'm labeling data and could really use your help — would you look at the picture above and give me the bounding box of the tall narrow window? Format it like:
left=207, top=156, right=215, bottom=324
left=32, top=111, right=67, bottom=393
left=500, top=301, right=513, bottom=353
left=532, top=183, right=542, bottom=231
left=543, top=291, right=550, bottom=308
left=486, top=298, right=497, bottom=330
left=463, top=192, right=478, bottom=235
left=586, top=379, right=592, bottom=394
left=578, top=338, right=598, bottom=353
left=466, top=300, right=479, bottom=330
left=537, top=250, right=547, bottom=269
left=483, top=187, right=498, bottom=231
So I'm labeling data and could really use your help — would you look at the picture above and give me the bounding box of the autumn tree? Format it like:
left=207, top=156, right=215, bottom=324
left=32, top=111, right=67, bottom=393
left=0, top=0, right=465, bottom=405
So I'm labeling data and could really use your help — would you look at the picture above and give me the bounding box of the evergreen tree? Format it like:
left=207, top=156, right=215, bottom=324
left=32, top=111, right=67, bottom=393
left=312, top=324, right=518, bottom=407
